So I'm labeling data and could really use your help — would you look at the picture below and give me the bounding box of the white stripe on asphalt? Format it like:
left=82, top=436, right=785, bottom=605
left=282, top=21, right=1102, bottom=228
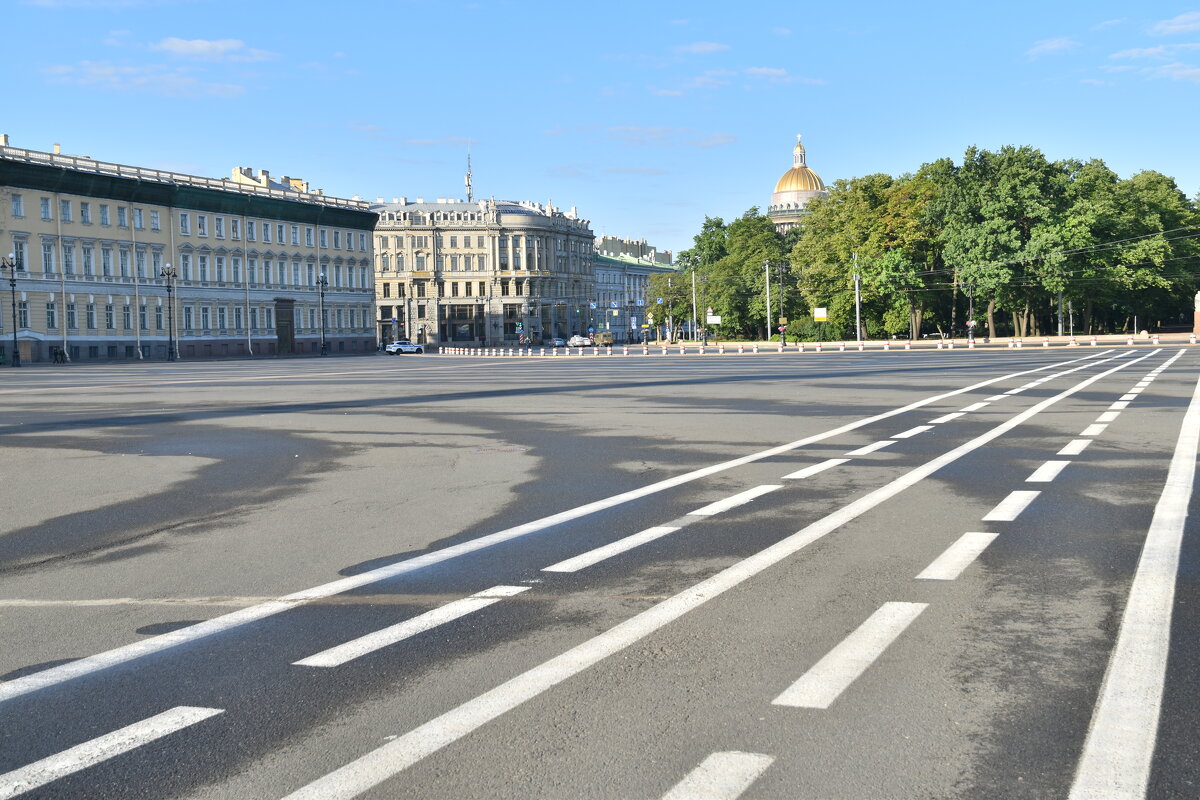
left=1127, top=388, right=1144, bottom=395
left=771, top=602, right=928, bottom=708
left=915, top=532, right=999, bottom=581
left=844, top=440, right=895, bottom=456
left=1059, top=439, right=1092, bottom=456
left=543, top=527, right=681, bottom=573
left=1119, top=394, right=1136, bottom=401
left=689, top=485, right=781, bottom=516
left=782, top=458, right=849, bottom=480
left=0, top=706, right=222, bottom=800
left=892, top=425, right=933, bottom=439
left=929, top=412, right=965, bottom=423
left=294, top=587, right=530, bottom=668
left=1027, top=461, right=1071, bottom=483
left=1096, top=411, right=1120, bottom=423
left=660, top=751, right=775, bottom=800
left=982, top=490, right=1041, bottom=522
left=985, top=395, right=1007, bottom=402
left=1109, top=400, right=1130, bottom=410
left=960, top=402, right=990, bottom=412
left=279, top=352, right=1146, bottom=800
left=1070, top=353, right=1196, bottom=800
left=0, top=351, right=1124, bottom=705
left=1081, top=423, right=1108, bottom=437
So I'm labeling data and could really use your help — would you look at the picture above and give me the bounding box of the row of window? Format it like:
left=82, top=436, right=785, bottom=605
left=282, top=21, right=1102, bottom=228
left=2, top=302, right=371, bottom=332
left=374, top=234, right=594, bottom=254
left=378, top=253, right=491, bottom=272
left=178, top=212, right=367, bottom=252
left=378, top=279, right=535, bottom=299
left=13, top=194, right=161, bottom=231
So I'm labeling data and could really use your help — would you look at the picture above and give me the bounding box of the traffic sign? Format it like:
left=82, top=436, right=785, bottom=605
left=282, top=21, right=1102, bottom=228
left=814, top=307, right=828, bottom=322
left=636, top=299, right=644, bottom=306
left=656, top=298, right=663, bottom=304
left=778, top=317, right=787, bottom=325
left=589, top=302, right=597, bottom=309
left=610, top=301, right=619, bottom=308
left=588, top=326, right=594, bottom=333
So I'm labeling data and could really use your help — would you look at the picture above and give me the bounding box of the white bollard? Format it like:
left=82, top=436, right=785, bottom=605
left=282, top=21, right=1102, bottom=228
left=738, top=344, right=745, bottom=354
left=678, top=345, right=685, bottom=355
left=622, top=346, right=629, bottom=355
left=798, top=342, right=805, bottom=352
left=1152, top=334, right=1160, bottom=345
left=948, top=340, right=954, bottom=349
left=753, top=344, right=759, bottom=353
left=719, top=344, right=726, bottom=354
left=967, top=339, right=975, bottom=349
left=883, top=341, right=890, bottom=351
left=1126, top=335, right=1134, bottom=346
left=699, top=346, right=706, bottom=355
left=606, top=346, right=612, bottom=355
left=1090, top=336, right=1098, bottom=346
left=539, top=348, right=545, bottom=356
left=1191, top=333, right=1198, bottom=345
left=904, top=341, right=911, bottom=350
left=839, top=342, right=846, bottom=352
left=815, top=342, right=823, bottom=352
left=858, top=343, right=864, bottom=351
left=1042, top=337, right=1050, bottom=347
left=1069, top=337, right=1077, bottom=347
left=643, top=345, right=649, bottom=355
left=937, top=340, right=944, bottom=350
left=662, top=346, right=668, bottom=355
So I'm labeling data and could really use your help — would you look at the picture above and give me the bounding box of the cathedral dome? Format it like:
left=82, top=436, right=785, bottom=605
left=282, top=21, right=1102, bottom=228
left=768, top=134, right=828, bottom=233
left=773, top=136, right=824, bottom=193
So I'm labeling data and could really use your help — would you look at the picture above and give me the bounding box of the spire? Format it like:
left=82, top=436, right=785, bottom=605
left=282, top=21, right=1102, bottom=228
left=465, top=149, right=473, bottom=203
left=793, top=134, right=806, bottom=168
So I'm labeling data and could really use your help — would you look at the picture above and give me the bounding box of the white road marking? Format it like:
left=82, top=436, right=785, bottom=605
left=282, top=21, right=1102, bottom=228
left=1027, top=461, right=1071, bottom=483
left=1119, top=394, right=1137, bottom=401
left=929, top=412, right=965, bottom=424
left=0, top=352, right=1125, bottom=704
left=772, top=602, right=928, bottom=709
left=844, top=440, right=895, bottom=456
left=1109, top=400, right=1130, bottom=410
left=1059, top=439, right=1093, bottom=456
left=689, top=485, right=782, bottom=516
left=1070, top=354, right=1197, bottom=800
left=294, top=586, right=530, bottom=668
left=1127, top=388, right=1144, bottom=395
left=782, top=458, right=849, bottom=480
left=985, top=395, right=1007, bottom=402
left=543, top=527, right=681, bottom=573
left=915, top=532, right=999, bottom=581
left=280, top=353, right=1146, bottom=800
left=660, top=751, right=774, bottom=800
left=1096, top=411, right=1120, bottom=423
left=893, top=425, right=933, bottom=439
left=960, top=402, right=990, bottom=412
left=1081, top=423, right=1108, bottom=436
left=0, top=706, right=222, bottom=799
left=982, top=490, right=1041, bottom=522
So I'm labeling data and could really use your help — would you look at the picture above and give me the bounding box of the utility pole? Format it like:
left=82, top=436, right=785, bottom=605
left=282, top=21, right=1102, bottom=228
left=853, top=252, right=861, bottom=346
left=764, top=260, right=771, bottom=342
left=1057, top=290, right=1064, bottom=338
left=778, top=263, right=786, bottom=346
left=691, top=269, right=698, bottom=341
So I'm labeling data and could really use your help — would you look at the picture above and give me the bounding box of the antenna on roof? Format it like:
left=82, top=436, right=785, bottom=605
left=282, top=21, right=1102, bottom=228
left=465, top=143, right=473, bottom=203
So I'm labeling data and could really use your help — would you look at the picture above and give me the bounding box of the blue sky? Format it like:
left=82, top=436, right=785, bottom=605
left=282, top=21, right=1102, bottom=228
left=7, top=1, right=1200, bottom=254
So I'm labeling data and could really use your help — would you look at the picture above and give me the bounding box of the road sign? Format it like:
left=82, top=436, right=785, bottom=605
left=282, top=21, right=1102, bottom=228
left=611, top=309, right=619, bottom=316
left=588, top=326, right=594, bottom=333
left=636, top=299, right=644, bottom=306
left=589, top=302, right=597, bottom=309
left=610, top=301, right=619, bottom=308
left=631, top=316, right=638, bottom=326
left=706, top=315, right=721, bottom=324
left=656, top=298, right=663, bottom=304
left=814, top=307, right=828, bottom=322
left=778, top=317, right=787, bottom=325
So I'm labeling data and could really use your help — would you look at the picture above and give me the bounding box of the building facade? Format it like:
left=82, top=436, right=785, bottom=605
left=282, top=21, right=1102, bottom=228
left=372, top=197, right=596, bottom=347
left=593, top=240, right=676, bottom=342
left=0, top=137, right=376, bottom=364
left=767, top=134, right=828, bottom=234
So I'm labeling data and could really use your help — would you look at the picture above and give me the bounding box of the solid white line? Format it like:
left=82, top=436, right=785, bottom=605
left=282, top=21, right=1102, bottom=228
left=929, top=412, right=965, bottom=424
left=1096, top=411, right=1120, bottom=423
left=660, top=751, right=775, bottom=800
left=982, top=490, right=1041, bottom=522
left=1027, top=461, right=1071, bottom=483
left=689, top=485, right=781, bottom=516
left=892, top=425, right=933, bottom=439
left=1059, top=439, right=1092, bottom=456
left=279, top=353, right=1146, bottom=800
left=294, top=587, right=530, bottom=668
left=542, top=527, right=681, bottom=573
left=771, top=602, right=928, bottom=708
left=1070, top=370, right=1200, bottom=799
left=0, top=351, right=1123, bottom=704
left=1109, top=400, right=1130, bottom=410
left=1081, top=423, right=1108, bottom=437
left=844, top=440, right=895, bottom=456
left=960, top=402, right=990, bottom=412
left=0, top=706, right=222, bottom=799
left=782, top=458, right=849, bottom=480
left=915, top=532, right=999, bottom=581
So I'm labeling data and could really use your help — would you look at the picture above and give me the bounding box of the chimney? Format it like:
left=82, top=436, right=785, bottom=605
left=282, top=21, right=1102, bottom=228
left=0, top=134, right=8, bottom=147
left=53, top=143, right=61, bottom=154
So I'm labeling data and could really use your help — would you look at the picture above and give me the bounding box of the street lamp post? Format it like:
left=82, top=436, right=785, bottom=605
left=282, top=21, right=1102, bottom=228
left=160, top=263, right=178, bottom=361
left=2, top=252, right=23, bottom=367
left=317, top=272, right=329, bottom=355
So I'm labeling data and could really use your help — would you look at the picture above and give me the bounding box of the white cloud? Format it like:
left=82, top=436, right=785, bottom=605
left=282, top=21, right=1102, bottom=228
left=1025, top=37, right=1081, bottom=58
left=1080, top=78, right=1111, bottom=85
left=1111, top=43, right=1200, bottom=59
left=103, top=28, right=132, bottom=47
left=1152, top=12, right=1200, bottom=35
left=152, top=37, right=275, bottom=62
left=743, top=67, right=826, bottom=85
left=1092, top=18, right=1126, bottom=30
left=44, top=61, right=243, bottom=97
left=1157, top=61, right=1200, bottom=81
left=603, top=167, right=670, bottom=176
left=745, top=66, right=787, bottom=77
left=674, top=41, right=730, bottom=55
left=652, top=88, right=684, bottom=96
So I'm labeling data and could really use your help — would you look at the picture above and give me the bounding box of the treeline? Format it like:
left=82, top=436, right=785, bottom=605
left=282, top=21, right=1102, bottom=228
left=654, top=145, right=1200, bottom=341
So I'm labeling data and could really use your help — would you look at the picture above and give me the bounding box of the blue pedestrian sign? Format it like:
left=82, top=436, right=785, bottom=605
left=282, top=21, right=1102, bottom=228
left=656, top=298, right=663, bottom=304
left=610, top=301, right=619, bottom=308
left=589, top=302, right=597, bottom=309
left=636, top=300, right=644, bottom=306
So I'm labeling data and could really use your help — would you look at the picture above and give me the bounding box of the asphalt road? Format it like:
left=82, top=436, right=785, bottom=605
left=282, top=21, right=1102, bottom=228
left=0, top=347, right=1197, bottom=799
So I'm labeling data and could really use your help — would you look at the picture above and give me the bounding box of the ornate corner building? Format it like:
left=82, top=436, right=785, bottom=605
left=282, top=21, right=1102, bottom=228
left=0, top=137, right=376, bottom=363
left=767, top=134, right=828, bottom=234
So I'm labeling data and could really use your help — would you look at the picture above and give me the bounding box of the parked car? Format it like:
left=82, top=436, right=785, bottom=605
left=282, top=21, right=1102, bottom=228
left=567, top=335, right=591, bottom=347
left=550, top=337, right=566, bottom=347
left=386, top=340, right=424, bottom=354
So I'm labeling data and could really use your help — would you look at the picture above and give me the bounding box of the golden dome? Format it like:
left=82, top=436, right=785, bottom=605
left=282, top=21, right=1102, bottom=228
left=774, top=166, right=825, bottom=193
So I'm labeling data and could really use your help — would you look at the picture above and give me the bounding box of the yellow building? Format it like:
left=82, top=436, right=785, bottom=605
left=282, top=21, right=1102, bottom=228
left=0, top=137, right=376, bottom=363
left=767, top=134, right=828, bottom=234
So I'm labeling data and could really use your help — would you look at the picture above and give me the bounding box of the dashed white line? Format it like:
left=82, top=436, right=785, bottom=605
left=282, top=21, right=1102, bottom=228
left=0, top=706, right=222, bottom=800
left=929, top=412, right=965, bottom=424
left=1059, top=439, right=1093, bottom=456
left=1027, top=461, right=1071, bottom=483
left=294, top=587, right=529, bottom=668
left=660, top=751, right=775, bottom=800
left=772, top=602, right=928, bottom=709
left=893, top=425, right=934, bottom=439
left=1070, top=369, right=1200, bottom=799
left=543, top=527, right=681, bottom=573
left=1127, top=388, right=1144, bottom=395
left=844, top=440, right=895, bottom=456
left=1096, top=411, right=1120, bottom=423
left=1081, top=423, right=1108, bottom=437
left=915, top=532, right=999, bottom=581
left=782, top=458, right=849, bottom=480
left=689, top=485, right=782, bottom=516
left=960, top=402, right=990, bottom=412
left=1109, top=400, right=1130, bottom=410
left=982, top=490, right=1041, bottom=522
left=1119, top=394, right=1137, bottom=401
left=985, top=394, right=1007, bottom=402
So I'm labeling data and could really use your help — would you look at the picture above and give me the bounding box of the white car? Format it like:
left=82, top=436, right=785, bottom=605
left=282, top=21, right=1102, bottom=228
left=386, top=340, right=424, bottom=354
left=567, top=335, right=591, bottom=347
